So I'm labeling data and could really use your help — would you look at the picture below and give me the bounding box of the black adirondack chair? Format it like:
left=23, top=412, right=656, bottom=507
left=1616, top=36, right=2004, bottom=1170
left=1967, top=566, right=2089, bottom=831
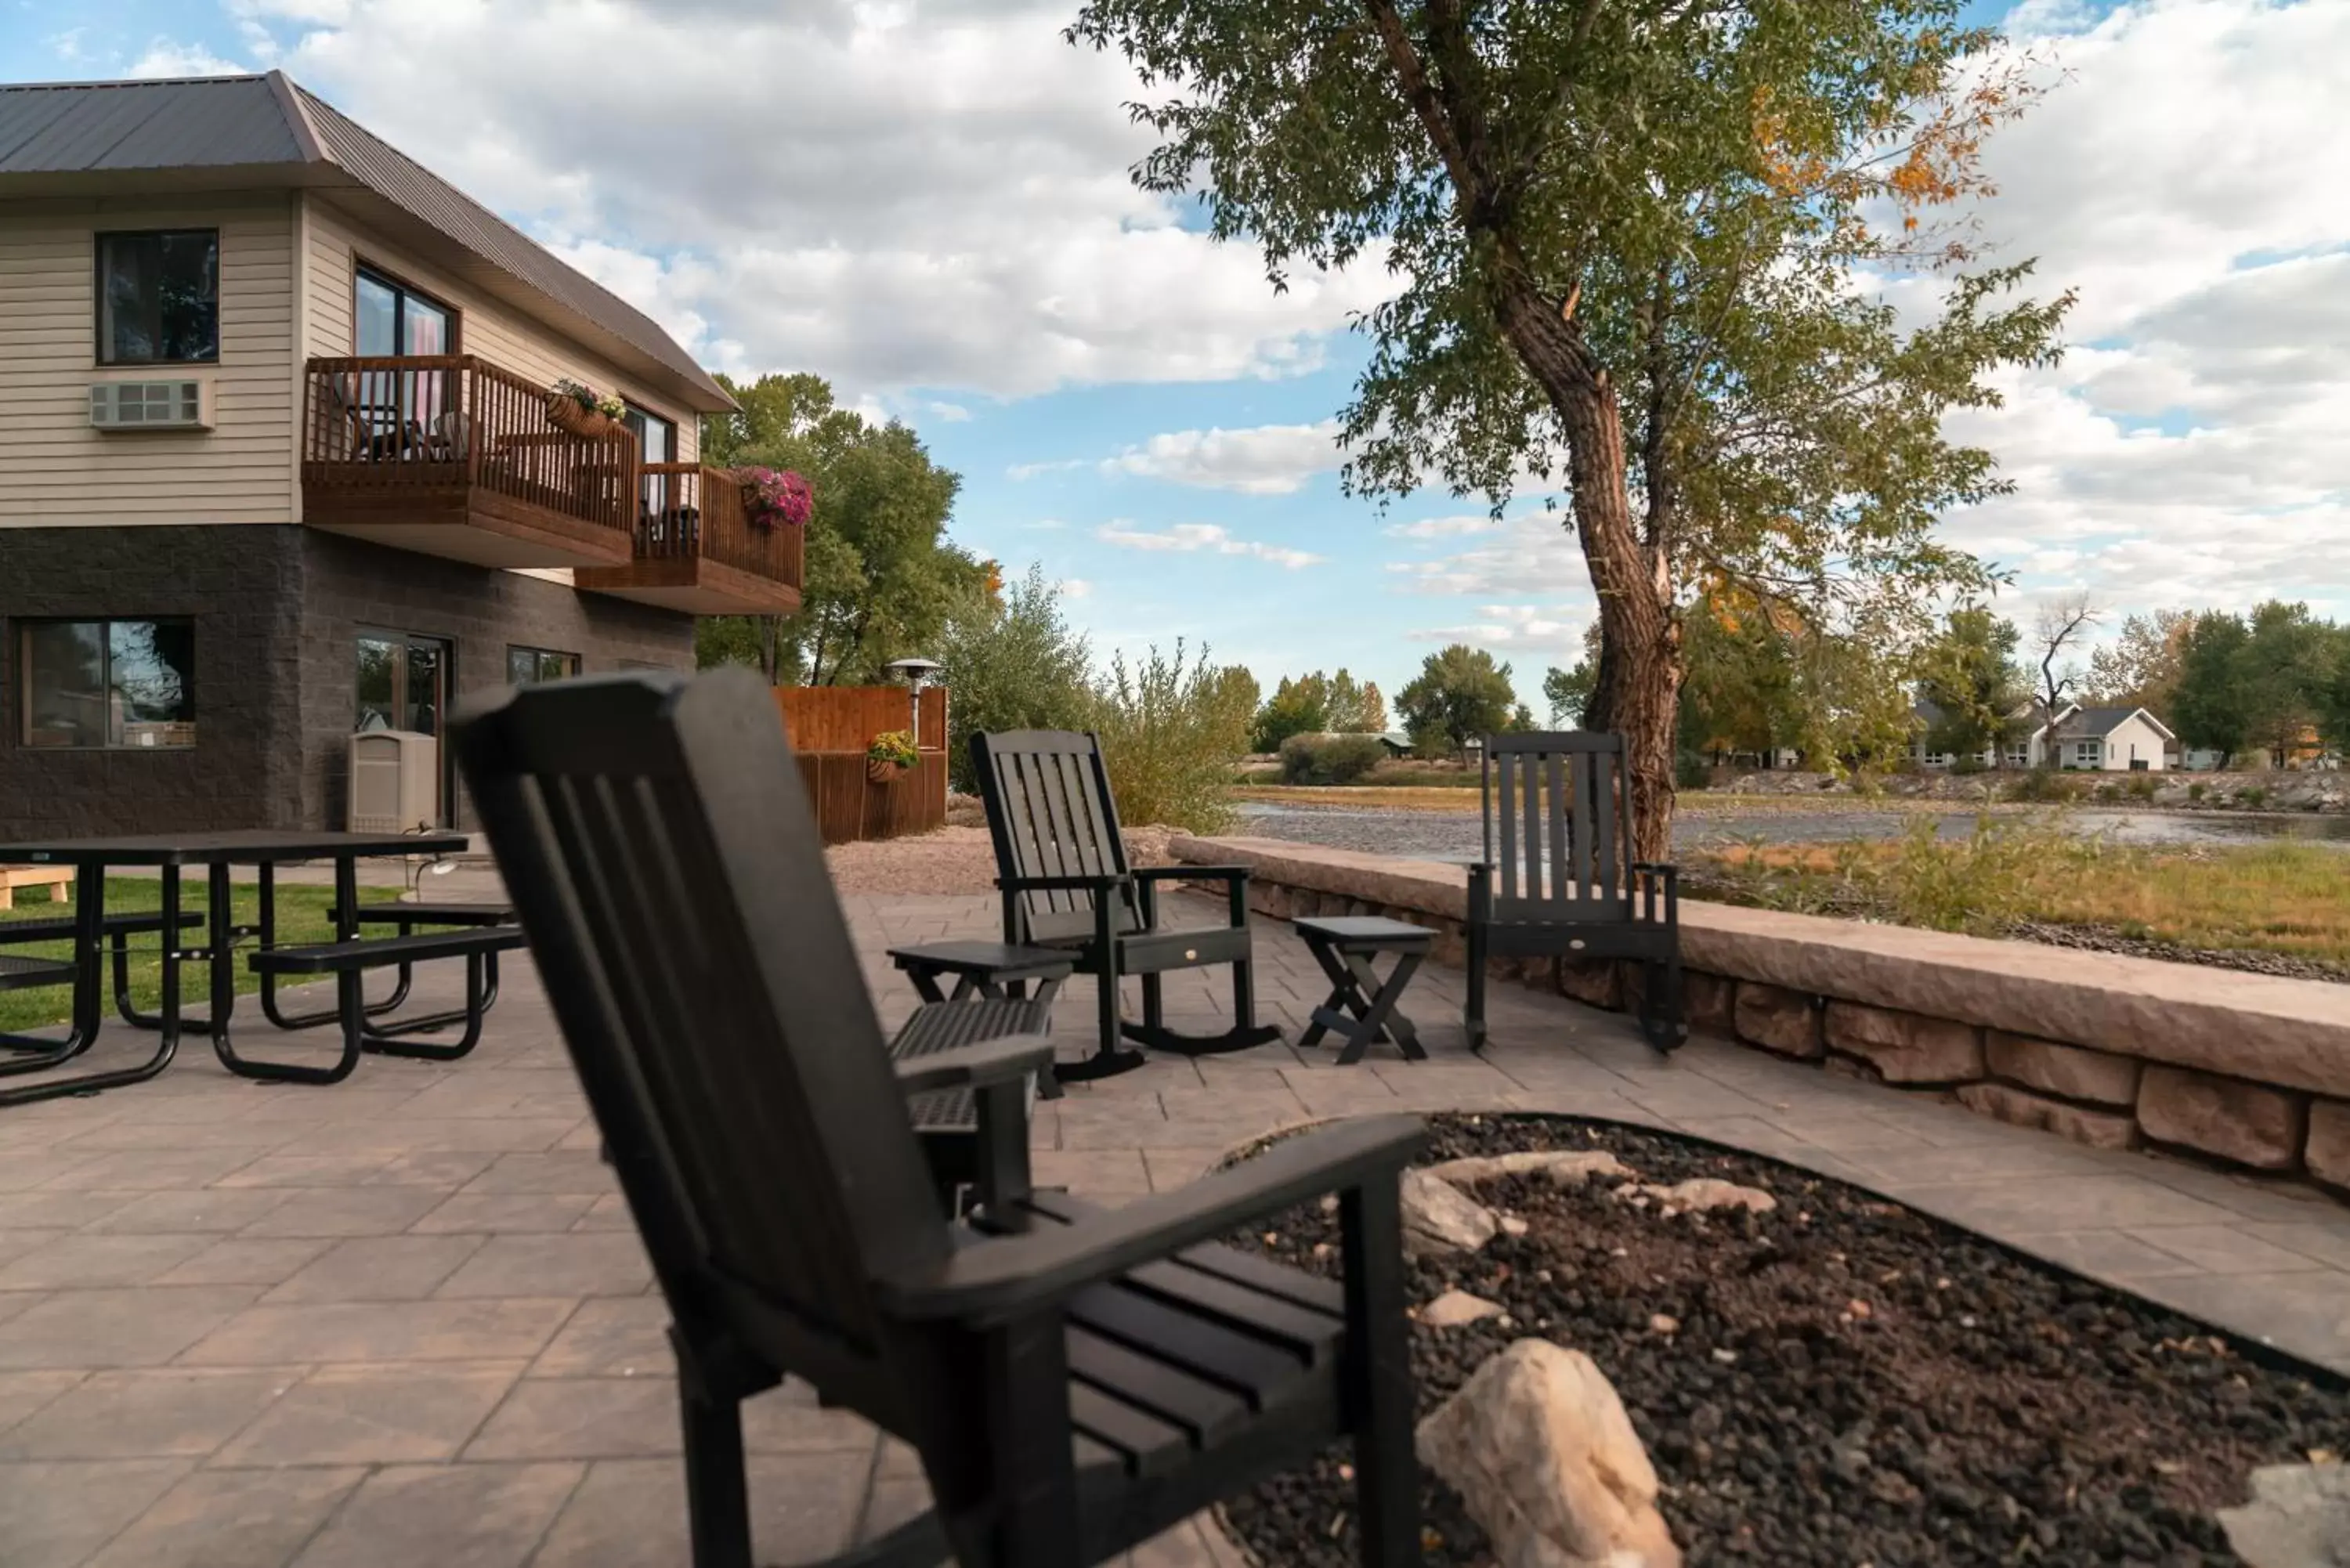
left=1466, top=731, right=1686, bottom=1056
left=454, top=670, right=1426, bottom=1568
left=970, top=729, right=1280, bottom=1082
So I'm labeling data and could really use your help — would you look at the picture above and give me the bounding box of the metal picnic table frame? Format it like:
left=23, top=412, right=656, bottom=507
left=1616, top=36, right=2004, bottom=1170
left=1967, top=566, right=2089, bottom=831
left=0, top=829, right=468, bottom=1107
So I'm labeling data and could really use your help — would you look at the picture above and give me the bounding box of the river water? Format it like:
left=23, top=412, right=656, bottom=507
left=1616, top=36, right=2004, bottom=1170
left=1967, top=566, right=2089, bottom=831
left=1229, top=800, right=2350, bottom=863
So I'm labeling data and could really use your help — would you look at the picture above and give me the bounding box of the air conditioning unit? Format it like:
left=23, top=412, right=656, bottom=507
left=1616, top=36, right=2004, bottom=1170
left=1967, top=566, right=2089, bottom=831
left=348, top=730, right=439, bottom=833
left=89, top=380, right=208, bottom=431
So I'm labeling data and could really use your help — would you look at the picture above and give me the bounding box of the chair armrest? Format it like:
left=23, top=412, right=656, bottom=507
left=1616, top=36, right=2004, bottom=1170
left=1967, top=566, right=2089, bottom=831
left=996, top=873, right=1128, bottom=893
left=874, top=1114, right=1425, bottom=1324
left=892, top=1035, right=1057, bottom=1095
left=1133, top=865, right=1250, bottom=927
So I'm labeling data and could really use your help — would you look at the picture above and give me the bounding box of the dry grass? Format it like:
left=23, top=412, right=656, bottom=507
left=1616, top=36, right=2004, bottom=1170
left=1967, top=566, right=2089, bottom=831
left=1693, top=826, right=2350, bottom=964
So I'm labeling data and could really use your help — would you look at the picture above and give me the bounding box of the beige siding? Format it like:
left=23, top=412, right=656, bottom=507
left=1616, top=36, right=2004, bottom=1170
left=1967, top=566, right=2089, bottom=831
left=302, top=195, right=700, bottom=463
left=0, top=193, right=298, bottom=524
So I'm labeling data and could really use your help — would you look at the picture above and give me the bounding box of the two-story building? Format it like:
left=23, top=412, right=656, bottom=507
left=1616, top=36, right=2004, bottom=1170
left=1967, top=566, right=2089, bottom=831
left=0, top=71, right=799, bottom=836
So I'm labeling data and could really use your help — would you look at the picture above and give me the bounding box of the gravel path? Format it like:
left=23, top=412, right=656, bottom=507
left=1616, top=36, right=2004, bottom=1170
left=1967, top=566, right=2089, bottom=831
left=823, top=822, right=1177, bottom=894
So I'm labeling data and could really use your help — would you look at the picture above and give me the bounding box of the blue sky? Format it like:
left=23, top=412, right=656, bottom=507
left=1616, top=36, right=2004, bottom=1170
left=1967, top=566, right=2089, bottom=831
left=6, top=0, right=2345, bottom=704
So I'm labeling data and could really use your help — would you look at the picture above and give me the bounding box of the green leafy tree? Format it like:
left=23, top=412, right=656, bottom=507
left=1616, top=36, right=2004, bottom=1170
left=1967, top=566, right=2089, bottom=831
left=1395, top=644, right=1516, bottom=757
left=2237, top=601, right=2338, bottom=768
left=2171, top=611, right=2251, bottom=767
left=1251, top=667, right=1386, bottom=750
left=934, top=566, right=1094, bottom=792
left=1251, top=673, right=1332, bottom=753
left=1678, top=594, right=1806, bottom=764
left=2085, top=609, right=2190, bottom=716
left=1542, top=625, right=1603, bottom=728
left=696, top=372, right=982, bottom=685
left=2320, top=633, right=2350, bottom=760
left=1917, top=606, right=2027, bottom=763
left=1069, top=0, right=2072, bottom=858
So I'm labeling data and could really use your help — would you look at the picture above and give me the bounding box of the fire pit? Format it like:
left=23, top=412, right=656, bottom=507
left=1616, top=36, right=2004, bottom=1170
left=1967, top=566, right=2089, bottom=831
left=1223, top=1115, right=2350, bottom=1566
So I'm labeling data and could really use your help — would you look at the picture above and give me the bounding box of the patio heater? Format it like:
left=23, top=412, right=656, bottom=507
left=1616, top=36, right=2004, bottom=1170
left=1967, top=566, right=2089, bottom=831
left=883, top=656, right=945, bottom=749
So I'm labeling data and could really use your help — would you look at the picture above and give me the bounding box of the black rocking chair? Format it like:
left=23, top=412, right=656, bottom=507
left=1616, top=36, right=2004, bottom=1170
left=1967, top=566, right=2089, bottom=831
left=1466, top=730, right=1686, bottom=1055
left=970, top=728, right=1281, bottom=1082
left=454, top=670, right=1426, bottom=1568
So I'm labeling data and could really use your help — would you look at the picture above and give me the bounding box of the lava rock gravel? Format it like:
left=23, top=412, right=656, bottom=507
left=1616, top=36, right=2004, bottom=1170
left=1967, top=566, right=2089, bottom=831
left=1220, top=1115, right=2350, bottom=1567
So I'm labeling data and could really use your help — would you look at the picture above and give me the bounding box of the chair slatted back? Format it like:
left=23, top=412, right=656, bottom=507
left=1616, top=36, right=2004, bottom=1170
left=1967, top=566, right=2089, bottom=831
left=969, top=730, right=1141, bottom=946
left=454, top=670, right=949, bottom=1360
left=1481, top=732, right=1630, bottom=924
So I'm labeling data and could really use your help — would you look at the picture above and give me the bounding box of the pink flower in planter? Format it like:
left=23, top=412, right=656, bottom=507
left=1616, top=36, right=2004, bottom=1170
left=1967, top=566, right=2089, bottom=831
left=739, top=467, right=814, bottom=529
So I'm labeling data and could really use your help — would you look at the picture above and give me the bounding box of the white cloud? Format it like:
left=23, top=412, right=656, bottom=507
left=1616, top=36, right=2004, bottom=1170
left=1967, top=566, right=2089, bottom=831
left=1407, top=605, right=1588, bottom=658
left=1096, top=522, right=1325, bottom=569
left=1059, top=577, right=1094, bottom=599
left=1382, top=513, right=1508, bottom=540
left=1099, top=421, right=1343, bottom=495
left=125, top=39, right=249, bottom=78
left=1007, top=459, right=1089, bottom=481
left=925, top=401, right=972, bottom=423
left=256, top=0, right=1390, bottom=398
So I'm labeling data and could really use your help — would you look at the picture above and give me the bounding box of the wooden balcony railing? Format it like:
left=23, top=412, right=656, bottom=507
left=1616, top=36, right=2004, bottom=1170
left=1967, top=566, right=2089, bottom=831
left=302, top=355, right=638, bottom=540
left=635, top=463, right=805, bottom=591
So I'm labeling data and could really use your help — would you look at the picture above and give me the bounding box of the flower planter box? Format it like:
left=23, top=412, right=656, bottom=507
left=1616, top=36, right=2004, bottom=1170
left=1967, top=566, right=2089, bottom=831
left=867, top=757, right=910, bottom=785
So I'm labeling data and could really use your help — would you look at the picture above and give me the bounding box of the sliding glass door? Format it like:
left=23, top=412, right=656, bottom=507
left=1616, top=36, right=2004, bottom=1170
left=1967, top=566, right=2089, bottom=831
left=356, top=630, right=454, bottom=826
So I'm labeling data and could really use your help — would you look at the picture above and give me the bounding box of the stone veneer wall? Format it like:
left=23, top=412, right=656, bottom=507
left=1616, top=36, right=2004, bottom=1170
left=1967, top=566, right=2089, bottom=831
left=1173, top=835, right=2350, bottom=1198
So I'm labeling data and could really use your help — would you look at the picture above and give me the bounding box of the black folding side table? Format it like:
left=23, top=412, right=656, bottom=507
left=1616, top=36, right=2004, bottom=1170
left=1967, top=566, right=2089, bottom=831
left=1292, top=915, right=1434, bottom=1064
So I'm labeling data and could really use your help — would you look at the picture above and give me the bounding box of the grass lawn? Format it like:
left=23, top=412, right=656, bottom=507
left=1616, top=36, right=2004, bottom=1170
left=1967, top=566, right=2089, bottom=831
left=0, top=879, right=404, bottom=1036
left=1690, top=830, right=2350, bottom=966
left=1229, top=785, right=2027, bottom=818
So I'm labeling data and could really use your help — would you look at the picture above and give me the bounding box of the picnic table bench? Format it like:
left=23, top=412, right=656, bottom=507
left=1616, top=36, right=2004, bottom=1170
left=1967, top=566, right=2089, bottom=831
left=247, top=921, right=526, bottom=1084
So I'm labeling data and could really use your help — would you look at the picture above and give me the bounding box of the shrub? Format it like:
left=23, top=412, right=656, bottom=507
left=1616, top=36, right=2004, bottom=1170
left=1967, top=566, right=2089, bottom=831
left=1868, top=814, right=2101, bottom=935
left=2006, top=768, right=2072, bottom=804
left=2240, top=785, right=2269, bottom=808
left=2093, top=782, right=2120, bottom=803
left=1088, top=640, right=1254, bottom=834
left=935, top=567, right=1093, bottom=792
left=1675, top=750, right=1712, bottom=790
left=2187, top=782, right=2207, bottom=802
left=2124, top=774, right=2157, bottom=801
left=1279, top=733, right=1386, bottom=785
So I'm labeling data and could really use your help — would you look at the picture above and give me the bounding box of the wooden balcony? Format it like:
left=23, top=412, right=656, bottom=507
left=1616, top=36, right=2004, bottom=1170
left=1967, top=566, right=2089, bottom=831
left=301, top=356, right=638, bottom=569
left=573, top=463, right=805, bottom=614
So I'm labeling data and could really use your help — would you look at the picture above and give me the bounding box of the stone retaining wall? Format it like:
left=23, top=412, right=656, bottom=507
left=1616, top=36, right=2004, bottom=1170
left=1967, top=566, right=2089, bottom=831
left=1173, top=835, right=2350, bottom=1197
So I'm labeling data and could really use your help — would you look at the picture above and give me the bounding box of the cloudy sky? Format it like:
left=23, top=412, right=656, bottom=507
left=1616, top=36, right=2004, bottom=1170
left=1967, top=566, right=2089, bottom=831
left=6, top=0, right=2345, bottom=701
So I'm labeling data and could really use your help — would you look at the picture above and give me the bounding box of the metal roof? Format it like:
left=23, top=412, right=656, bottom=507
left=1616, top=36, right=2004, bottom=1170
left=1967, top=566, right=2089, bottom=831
left=0, top=75, right=304, bottom=172
left=0, top=72, right=733, bottom=412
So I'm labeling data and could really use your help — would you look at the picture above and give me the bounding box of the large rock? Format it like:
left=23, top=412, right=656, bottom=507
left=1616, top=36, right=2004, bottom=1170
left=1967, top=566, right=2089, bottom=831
left=1621, top=1178, right=1777, bottom=1216
left=1401, top=1168, right=1499, bottom=1257
left=1419, top=1289, right=1506, bottom=1329
left=1415, top=1339, right=1681, bottom=1568
left=1958, top=1081, right=2138, bottom=1151
left=1734, top=982, right=1821, bottom=1059
left=1424, top=1150, right=1634, bottom=1190
left=1684, top=970, right=1738, bottom=1038
left=2311, top=1101, right=2350, bottom=1192
left=1986, top=1031, right=2143, bottom=1107
left=2215, top=1461, right=2350, bottom=1567
left=2138, top=1066, right=2308, bottom=1171
left=1824, top=1002, right=1985, bottom=1085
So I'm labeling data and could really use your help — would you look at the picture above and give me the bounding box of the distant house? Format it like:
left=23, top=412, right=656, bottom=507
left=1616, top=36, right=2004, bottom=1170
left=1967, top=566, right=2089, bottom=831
left=1289, top=730, right=1413, bottom=757
left=2027, top=705, right=2175, bottom=771
left=1910, top=697, right=2034, bottom=770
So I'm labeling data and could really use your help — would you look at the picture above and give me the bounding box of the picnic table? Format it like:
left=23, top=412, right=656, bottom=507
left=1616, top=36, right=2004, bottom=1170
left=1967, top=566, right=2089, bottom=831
left=0, top=829, right=468, bottom=1106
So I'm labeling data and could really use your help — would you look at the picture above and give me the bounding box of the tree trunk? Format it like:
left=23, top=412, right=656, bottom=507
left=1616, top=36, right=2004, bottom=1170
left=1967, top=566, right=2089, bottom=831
left=1490, top=284, right=1682, bottom=863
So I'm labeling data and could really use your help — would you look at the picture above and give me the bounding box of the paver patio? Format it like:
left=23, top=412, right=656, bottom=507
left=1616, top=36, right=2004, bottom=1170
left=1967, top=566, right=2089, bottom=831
left=1, top=888, right=2345, bottom=1566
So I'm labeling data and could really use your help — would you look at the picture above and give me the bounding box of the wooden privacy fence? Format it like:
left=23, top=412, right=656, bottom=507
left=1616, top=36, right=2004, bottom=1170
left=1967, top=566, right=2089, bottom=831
left=773, top=686, right=948, bottom=845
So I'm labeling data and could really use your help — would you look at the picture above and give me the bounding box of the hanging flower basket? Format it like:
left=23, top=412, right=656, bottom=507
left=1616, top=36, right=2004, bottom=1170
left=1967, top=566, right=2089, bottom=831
left=738, top=466, right=814, bottom=531
left=866, top=728, right=917, bottom=783
left=548, top=379, right=628, bottom=441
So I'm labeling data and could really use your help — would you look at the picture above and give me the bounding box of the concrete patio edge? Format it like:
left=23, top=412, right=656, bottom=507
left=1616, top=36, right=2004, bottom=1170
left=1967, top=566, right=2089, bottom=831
left=1172, top=834, right=2350, bottom=1193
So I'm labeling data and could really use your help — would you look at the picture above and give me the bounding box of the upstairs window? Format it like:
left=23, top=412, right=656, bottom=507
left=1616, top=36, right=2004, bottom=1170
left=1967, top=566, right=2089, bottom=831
left=356, top=268, right=452, bottom=356
left=97, top=231, right=219, bottom=364
left=20, top=619, right=196, bottom=749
